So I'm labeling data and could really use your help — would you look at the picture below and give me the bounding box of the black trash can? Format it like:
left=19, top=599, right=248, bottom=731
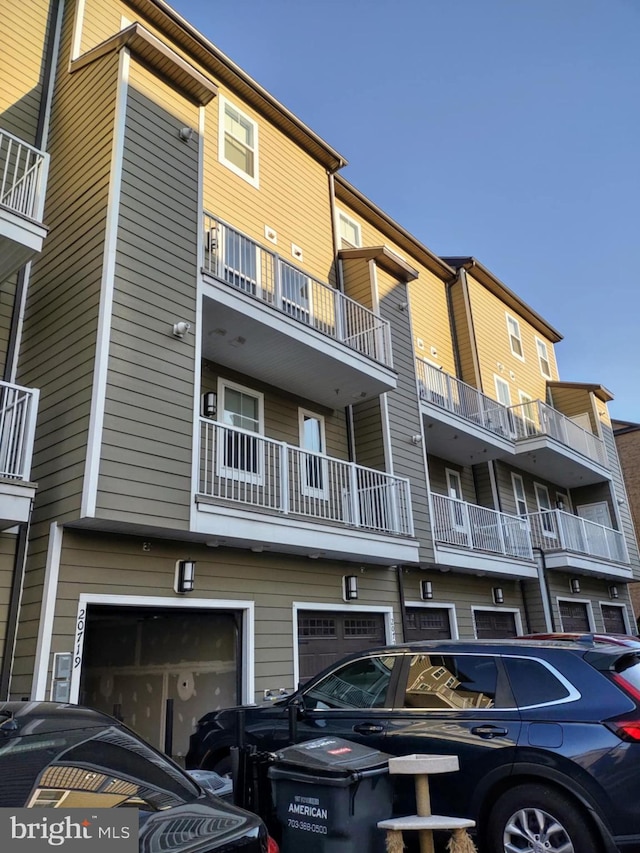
left=268, top=737, right=393, bottom=853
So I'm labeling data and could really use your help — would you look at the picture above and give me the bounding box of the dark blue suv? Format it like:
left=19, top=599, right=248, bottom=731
left=186, top=639, right=640, bottom=853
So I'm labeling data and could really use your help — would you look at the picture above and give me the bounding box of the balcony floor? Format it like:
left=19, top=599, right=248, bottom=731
left=513, top=436, right=610, bottom=487
left=0, top=208, right=47, bottom=283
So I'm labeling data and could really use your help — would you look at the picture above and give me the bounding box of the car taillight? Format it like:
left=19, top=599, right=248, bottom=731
left=611, top=671, right=640, bottom=703
left=606, top=720, right=640, bottom=742
left=267, top=836, right=279, bottom=853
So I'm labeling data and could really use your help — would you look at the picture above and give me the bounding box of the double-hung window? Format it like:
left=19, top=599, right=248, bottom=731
left=511, top=473, right=528, bottom=516
left=536, top=337, right=552, bottom=379
left=534, top=482, right=556, bottom=536
left=337, top=210, right=362, bottom=249
left=217, top=381, right=264, bottom=483
left=219, top=97, right=259, bottom=187
left=299, top=409, right=327, bottom=497
left=506, top=314, right=524, bottom=360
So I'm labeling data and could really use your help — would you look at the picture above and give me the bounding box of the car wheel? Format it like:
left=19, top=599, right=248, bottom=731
left=211, top=753, right=233, bottom=779
left=486, top=783, right=600, bottom=853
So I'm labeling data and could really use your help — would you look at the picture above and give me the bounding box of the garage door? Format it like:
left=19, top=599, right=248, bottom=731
left=602, top=604, right=626, bottom=634
left=559, top=601, right=590, bottom=632
left=405, top=607, right=452, bottom=641
left=474, top=609, right=518, bottom=639
left=297, top=611, right=386, bottom=681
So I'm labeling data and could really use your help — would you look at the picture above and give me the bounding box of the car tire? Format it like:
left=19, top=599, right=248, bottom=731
left=485, top=782, right=600, bottom=853
left=211, top=753, right=233, bottom=779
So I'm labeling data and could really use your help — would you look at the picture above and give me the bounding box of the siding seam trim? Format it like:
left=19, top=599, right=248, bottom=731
left=70, top=0, right=87, bottom=62
left=31, top=522, right=63, bottom=699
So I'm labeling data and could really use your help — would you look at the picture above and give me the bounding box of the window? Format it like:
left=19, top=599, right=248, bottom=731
left=303, top=656, right=396, bottom=710
left=219, top=97, right=258, bottom=186
left=506, top=314, right=524, bottom=359
left=534, top=482, right=556, bottom=535
left=511, top=473, right=528, bottom=516
left=536, top=337, right=552, bottom=379
left=217, top=381, right=263, bottom=481
left=494, top=376, right=512, bottom=407
left=403, top=654, right=497, bottom=710
left=518, top=391, right=537, bottom=436
left=299, top=409, right=327, bottom=496
left=503, top=658, right=571, bottom=708
left=446, top=468, right=466, bottom=530
left=337, top=210, right=362, bottom=248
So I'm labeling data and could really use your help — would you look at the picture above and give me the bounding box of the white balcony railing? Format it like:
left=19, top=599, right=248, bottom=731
left=527, top=509, right=628, bottom=564
left=0, top=381, right=39, bottom=480
left=199, top=419, right=413, bottom=536
left=417, top=360, right=514, bottom=439
left=509, top=400, right=607, bottom=466
left=203, top=214, right=392, bottom=367
left=431, top=493, right=533, bottom=560
left=0, top=130, right=49, bottom=221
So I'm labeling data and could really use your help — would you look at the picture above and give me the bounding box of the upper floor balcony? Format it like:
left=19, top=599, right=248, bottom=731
left=202, top=214, right=396, bottom=409
left=527, top=509, right=631, bottom=579
left=0, top=130, right=49, bottom=283
left=194, top=419, right=418, bottom=566
left=416, top=359, right=609, bottom=485
left=0, top=380, right=39, bottom=528
left=430, top=492, right=537, bottom=578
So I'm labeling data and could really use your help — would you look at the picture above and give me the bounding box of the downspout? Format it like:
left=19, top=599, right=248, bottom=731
left=396, top=565, right=408, bottom=643
left=0, top=516, right=31, bottom=699
left=533, top=547, right=556, bottom=631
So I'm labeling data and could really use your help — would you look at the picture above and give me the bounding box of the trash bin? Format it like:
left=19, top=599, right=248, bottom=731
left=268, top=737, right=393, bottom=853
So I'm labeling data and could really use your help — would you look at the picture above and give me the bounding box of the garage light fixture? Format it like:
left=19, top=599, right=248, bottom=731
left=343, top=575, right=358, bottom=601
left=492, top=587, right=504, bottom=605
left=609, top=585, right=619, bottom=600
left=570, top=578, right=581, bottom=594
left=175, top=560, right=196, bottom=594
left=420, top=580, right=433, bottom=600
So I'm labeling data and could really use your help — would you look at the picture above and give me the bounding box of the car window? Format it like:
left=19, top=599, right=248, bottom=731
left=402, top=654, right=497, bottom=710
left=0, top=725, right=200, bottom=809
left=503, top=657, right=571, bottom=707
left=303, top=656, right=396, bottom=710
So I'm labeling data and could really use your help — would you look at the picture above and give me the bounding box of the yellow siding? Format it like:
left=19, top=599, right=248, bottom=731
left=0, top=0, right=52, bottom=144
left=548, top=386, right=598, bottom=433
left=449, top=278, right=477, bottom=386
left=203, top=85, right=336, bottom=287
left=341, top=257, right=374, bottom=311
left=80, top=0, right=128, bottom=54
left=466, top=273, right=559, bottom=402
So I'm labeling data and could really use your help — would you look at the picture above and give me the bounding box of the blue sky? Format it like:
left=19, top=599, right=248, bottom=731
left=171, top=0, right=640, bottom=422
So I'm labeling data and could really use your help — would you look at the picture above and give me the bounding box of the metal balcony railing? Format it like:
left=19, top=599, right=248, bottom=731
left=199, top=419, right=413, bottom=536
left=0, top=130, right=49, bottom=221
left=431, top=492, right=533, bottom=560
left=416, top=360, right=512, bottom=439
left=527, top=509, right=628, bottom=564
left=0, top=381, right=39, bottom=480
left=203, top=213, right=392, bottom=367
left=509, top=400, right=607, bottom=466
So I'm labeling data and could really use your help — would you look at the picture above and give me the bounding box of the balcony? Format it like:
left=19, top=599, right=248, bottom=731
left=194, top=419, right=418, bottom=565
left=0, top=130, right=49, bottom=283
left=509, top=400, right=609, bottom=487
left=430, top=492, right=536, bottom=577
left=201, top=214, right=396, bottom=409
left=0, top=380, right=39, bottom=528
left=527, top=509, right=631, bottom=579
left=416, top=360, right=513, bottom=465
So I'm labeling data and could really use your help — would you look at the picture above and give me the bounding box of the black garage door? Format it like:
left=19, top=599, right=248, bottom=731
left=602, top=604, right=626, bottom=634
left=559, top=601, right=590, bottom=632
left=297, top=611, right=385, bottom=681
left=404, top=607, right=452, bottom=641
left=474, top=609, right=518, bottom=638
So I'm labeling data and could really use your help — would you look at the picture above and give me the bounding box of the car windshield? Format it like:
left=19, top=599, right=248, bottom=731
left=0, top=724, right=200, bottom=810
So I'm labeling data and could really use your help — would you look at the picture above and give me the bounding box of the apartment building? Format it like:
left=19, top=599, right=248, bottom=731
left=613, top=419, right=640, bottom=624
left=1, top=0, right=637, bottom=759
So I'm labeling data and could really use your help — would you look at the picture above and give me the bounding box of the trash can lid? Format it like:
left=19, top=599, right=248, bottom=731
left=273, top=737, right=391, bottom=775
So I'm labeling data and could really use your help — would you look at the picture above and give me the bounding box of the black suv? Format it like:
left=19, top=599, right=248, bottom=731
left=187, top=639, right=640, bottom=853
left=0, top=701, right=275, bottom=853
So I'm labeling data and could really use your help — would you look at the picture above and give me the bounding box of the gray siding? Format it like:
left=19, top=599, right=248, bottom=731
left=352, top=398, right=385, bottom=470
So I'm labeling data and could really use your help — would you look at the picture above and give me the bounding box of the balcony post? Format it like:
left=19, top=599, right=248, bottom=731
left=496, top=512, right=507, bottom=556
left=280, top=443, right=289, bottom=515
left=444, top=371, right=453, bottom=411
left=349, top=463, right=361, bottom=527
left=334, top=288, right=344, bottom=343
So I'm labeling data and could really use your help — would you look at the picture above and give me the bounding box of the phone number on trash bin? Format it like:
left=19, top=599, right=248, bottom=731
left=287, top=819, right=328, bottom=834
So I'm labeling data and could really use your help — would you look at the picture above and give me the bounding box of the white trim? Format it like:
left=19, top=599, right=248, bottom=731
left=534, top=481, right=555, bottom=537
left=494, top=374, right=512, bottom=407
left=511, top=472, right=528, bottom=516
left=81, top=50, right=129, bottom=518
left=506, top=313, right=525, bottom=361
left=298, top=408, right=328, bottom=498
left=68, top=594, right=255, bottom=705
left=404, top=600, right=459, bottom=639
left=336, top=208, right=362, bottom=248
left=535, top=336, right=552, bottom=379
left=470, top=606, right=524, bottom=639
left=31, top=523, right=63, bottom=699
left=218, top=95, right=259, bottom=188
left=599, top=600, right=631, bottom=634
left=70, top=0, right=86, bottom=61
left=556, top=596, right=595, bottom=632
left=292, top=601, right=395, bottom=691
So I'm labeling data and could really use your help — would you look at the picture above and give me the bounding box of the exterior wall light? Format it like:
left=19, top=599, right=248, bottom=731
left=175, top=560, right=196, bottom=594
left=609, top=585, right=619, bottom=600
left=570, top=578, right=581, bottom=594
left=420, top=580, right=433, bottom=600
left=492, top=587, right=504, bottom=605
left=202, top=391, right=217, bottom=418
left=343, top=575, right=358, bottom=601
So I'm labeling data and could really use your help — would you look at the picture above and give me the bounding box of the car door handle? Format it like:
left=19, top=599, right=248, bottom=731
left=353, top=723, right=385, bottom=735
left=471, top=725, right=508, bottom=739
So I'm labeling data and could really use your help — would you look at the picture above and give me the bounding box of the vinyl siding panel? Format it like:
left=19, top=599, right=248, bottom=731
left=352, top=399, right=385, bottom=470
left=94, top=61, right=200, bottom=528
left=341, top=257, right=374, bottom=312
left=466, top=273, right=559, bottom=401
left=0, top=0, right=52, bottom=144
left=0, top=534, right=18, bottom=657
left=80, top=0, right=127, bottom=55
left=427, top=456, right=476, bottom=504
left=203, top=84, right=336, bottom=289
left=11, top=528, right=49, bottom=698
left=0, top=275, right=18, bottom=376
left=18, top=26, right=119, bottom=526
left=449, top=277, right=477, bottom=386
left=548, top=386, right=597, bottom=431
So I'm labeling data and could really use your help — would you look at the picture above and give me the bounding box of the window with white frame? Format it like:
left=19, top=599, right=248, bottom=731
left=518, top=390, right=537, bottom=436
left=506, top=314, right=524, bottom=359
left=337, top=210, right=362, bottom=249
left=217, top=380, right=264, bottom=481
left=446, top=468, right=465, bottom=530
left=534, top=482, right=555, bottom=535
left=535, top=337, right=552, bottom=379
left=299, top=409, right=327, bottom=497
left=494, top=376, right=512, bottom=407
left=511, top=473, right=528, bottom=516
left=219, top=97, right=259, bottom=186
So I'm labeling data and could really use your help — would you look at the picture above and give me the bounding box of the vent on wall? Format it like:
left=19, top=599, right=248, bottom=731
left=291, top=243, right=303, bottom=261
left=264, top=225, right=277, bottom=244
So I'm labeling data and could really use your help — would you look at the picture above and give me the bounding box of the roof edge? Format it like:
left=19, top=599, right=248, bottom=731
left=339, top=246, right=419, bottom=282
left=548, top=381, right=614, bottom=403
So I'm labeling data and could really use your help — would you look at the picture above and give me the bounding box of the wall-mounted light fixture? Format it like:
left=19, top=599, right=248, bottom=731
left=556, top=499, right=565, bottom=511
left=172, top=321, right=191, bottom=338
left=179, top=126, right=194, bottom=143
left=397, top=301, right=409, bottom=312
left=492, top=587, right=504, bottom=605
left=343, top=575, right=358, bottom=601
left=570, top=578, right=581, bottom=594
left=411, top=434, right=423, bottom=446
left=202, top=391, right=217, bottom=418
left=609, top=585, right=619, bottom=600
left=175, top=560, right=196, bottom=594
left=420, top=580, right=433, bottom=600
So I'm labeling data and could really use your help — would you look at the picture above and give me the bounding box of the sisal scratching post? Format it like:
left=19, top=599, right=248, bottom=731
left=414, top=773, right=435, bottom=853
left=447, top=827, right=478, bottom=853
left=385, top=828, right=406, bottom=853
